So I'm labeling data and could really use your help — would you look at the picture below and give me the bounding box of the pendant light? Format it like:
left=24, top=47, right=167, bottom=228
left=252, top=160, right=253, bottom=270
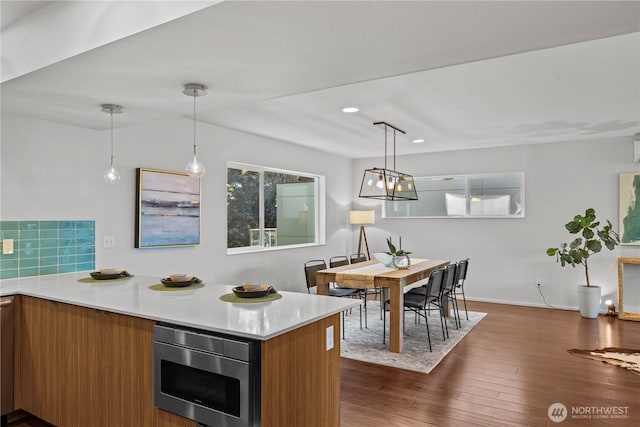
left=183, top=83, right=207, bottom=177
left=359, top=121, right=418, bottom=200
left=101, top=104, right=123, bottom=184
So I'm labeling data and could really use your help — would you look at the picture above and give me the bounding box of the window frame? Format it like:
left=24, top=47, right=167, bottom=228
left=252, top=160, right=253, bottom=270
left=226, top=161, right=325, bottom=255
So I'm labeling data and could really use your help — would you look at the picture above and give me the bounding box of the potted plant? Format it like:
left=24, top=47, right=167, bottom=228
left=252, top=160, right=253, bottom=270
left=546, top=208, right=620, bottom=318
left=386, top=237, right=412, bottom=269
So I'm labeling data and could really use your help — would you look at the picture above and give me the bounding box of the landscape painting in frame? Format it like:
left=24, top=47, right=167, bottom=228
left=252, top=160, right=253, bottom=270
left=619, top=172, right=640, bottom=246
left=135, top=168, right=200, bottom=248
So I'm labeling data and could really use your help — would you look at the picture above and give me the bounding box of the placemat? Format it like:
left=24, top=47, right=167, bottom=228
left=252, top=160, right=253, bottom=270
left=77, top=276, right=133, bottom=284
left=219, top=292, right=282, bottom=303
left=148, top=283, right=205, bottom=291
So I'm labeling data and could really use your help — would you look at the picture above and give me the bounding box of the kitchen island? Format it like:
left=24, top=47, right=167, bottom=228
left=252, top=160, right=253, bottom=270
left=0, top=273, right=358, bottom=427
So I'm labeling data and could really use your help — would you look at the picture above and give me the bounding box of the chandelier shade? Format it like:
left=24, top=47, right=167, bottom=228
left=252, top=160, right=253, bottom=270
left=359, top=167, right=417, bottom=200
left=359, top=122, right=417, bottom=201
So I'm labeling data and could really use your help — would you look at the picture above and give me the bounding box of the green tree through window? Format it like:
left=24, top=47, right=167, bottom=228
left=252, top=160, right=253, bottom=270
left=227, top=165, right=319, bottom=251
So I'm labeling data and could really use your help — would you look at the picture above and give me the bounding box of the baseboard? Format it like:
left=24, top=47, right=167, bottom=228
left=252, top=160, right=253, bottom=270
left=463, top=296, right=608, bottom=314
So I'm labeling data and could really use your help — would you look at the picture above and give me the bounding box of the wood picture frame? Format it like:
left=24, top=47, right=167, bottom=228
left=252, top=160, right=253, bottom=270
left=135, top=168, right=200, bottom=248
left=617, top=257, right=640, bottom=321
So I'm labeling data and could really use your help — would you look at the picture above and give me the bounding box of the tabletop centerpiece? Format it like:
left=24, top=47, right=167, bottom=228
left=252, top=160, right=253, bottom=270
left=386, top=236, right=411, bottom=269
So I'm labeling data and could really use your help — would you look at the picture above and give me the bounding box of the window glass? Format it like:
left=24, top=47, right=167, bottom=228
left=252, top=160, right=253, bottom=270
left=227, top=168, right=260, bottom=249
left=384, top=172, right=524, bottom=218
left=227, top=163, right=322, bottom=252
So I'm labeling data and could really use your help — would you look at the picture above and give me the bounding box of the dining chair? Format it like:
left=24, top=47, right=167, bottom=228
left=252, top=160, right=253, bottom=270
left=382, top=268, right=445, bottom=351
left=304, top=260, right=362, bottom=335
left=330, top=255, right=369, bottom=328
left=454, top=258, right=470, bottom=320
left=404, top=268, right=449, bottom=340
left=441, top=263, right=460, bottom=330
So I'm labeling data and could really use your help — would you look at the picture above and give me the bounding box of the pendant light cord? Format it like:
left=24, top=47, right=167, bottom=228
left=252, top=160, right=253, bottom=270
left=193, top=92, right=197, bottom=156
left=393, top=129, right=396, bottom=171
left=109, top=111, right=114, bottom=167
left=384, top=125, right=388, bottom=170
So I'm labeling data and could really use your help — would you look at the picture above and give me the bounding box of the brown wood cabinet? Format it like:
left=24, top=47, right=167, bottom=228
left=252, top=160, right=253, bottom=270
left=261, top=313, right=341, bottom=427
left=14, top=296, right=60, bottom=424
left=14, top=295, right=341, bottom=427
left=15, top=296, right=195, bottom=427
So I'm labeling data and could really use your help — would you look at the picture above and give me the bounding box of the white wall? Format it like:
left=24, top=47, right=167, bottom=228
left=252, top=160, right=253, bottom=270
left=352, top=137, right=640, bottom=310
left=3, top=113, right=639, bottom=309
left=1, top=114, right=353, bottom=292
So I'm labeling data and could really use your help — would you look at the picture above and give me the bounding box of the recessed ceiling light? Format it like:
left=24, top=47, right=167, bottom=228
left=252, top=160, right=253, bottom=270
left=342, top=107, right=359, bottom=113
left=412, top=139, right=424, bottom=143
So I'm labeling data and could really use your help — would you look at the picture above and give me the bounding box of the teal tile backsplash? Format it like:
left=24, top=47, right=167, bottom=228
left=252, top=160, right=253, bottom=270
left=0, top=220, right=95, bottom=279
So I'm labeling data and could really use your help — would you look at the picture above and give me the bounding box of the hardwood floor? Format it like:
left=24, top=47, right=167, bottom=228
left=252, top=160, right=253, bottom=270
left=340, top=301, right=640, bottom=427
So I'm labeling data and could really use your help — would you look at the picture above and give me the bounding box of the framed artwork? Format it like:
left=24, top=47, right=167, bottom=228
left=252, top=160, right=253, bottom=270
left=135, top=168, right=201, bottom=248
left=619, top=172, right=640, bottom=246
left=617, top=258, right=640, bottom=321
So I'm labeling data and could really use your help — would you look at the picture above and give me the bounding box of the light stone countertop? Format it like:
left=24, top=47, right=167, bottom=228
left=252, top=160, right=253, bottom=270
left=0, top=272, right=359, bottom=340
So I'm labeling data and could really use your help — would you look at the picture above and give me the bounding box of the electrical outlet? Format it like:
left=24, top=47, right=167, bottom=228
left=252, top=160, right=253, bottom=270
left=326, top=326, right=334, bottom=351
left=2, top=239, right=14, bottom=255
left=103, top=235, right=115, bottom=248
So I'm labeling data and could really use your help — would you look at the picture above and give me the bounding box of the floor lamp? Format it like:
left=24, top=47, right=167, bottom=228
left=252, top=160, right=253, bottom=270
left=349, top=210, right=375, bottom=260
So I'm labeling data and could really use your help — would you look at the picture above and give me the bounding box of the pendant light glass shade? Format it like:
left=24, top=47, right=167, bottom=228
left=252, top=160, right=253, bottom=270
left=101, top=104, right=123, bottom=184
left=103, top=165, right=121, bottom=183
left=183, top=83, right=207, bottom=177
left=359, top=122, right=417, bottom=201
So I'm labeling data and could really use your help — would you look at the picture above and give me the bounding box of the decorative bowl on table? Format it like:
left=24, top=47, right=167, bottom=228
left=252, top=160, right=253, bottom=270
left=90, top=269, right=130, bottom=280
left=160, top=275, right=200, bottom=287
left=232, top=284, right=273, bottom=298
left=373, top=253, right=393, bottom=267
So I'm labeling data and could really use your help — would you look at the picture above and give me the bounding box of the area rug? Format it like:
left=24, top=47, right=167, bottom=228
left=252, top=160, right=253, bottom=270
left=568, top=347, right=640, bottom=376
left=340, top=300, right=486, bottom=374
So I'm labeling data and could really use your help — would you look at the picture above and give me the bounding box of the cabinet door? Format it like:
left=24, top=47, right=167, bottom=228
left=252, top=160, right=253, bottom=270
left=15, top=296, right=196, bottom=427
left=15, top=296, right=61, bottom=425
left=100, top=311, right=155, bottom=426
left=57, top=303, right=103, bottom=427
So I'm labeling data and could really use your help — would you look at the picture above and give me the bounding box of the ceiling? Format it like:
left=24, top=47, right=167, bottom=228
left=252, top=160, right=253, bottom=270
left=1, top=0, right=639, bottom=159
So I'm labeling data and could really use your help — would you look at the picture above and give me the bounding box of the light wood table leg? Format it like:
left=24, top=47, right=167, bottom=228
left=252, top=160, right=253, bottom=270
left=316, top=275, right=330, bottom=295
left=388, top=284, right=403, bottom=353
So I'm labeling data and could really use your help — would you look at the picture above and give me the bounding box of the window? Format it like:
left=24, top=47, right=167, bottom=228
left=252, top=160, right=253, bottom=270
left=227, top=162, right=324, bottom=253
left=384, top=172, right=525, bottom=218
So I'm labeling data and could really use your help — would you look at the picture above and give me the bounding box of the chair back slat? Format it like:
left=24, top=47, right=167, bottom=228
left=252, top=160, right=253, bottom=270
left=426, top=268, right=445, bottom=302
left=457, top=259, right=469, bottom=283
left=350, top=253, right=367, bottom=264
left=304, top=260, right=327, bottom=292
left=442, top=263, right=457, bottom=293
left=330, top=256, right=349, bottom=268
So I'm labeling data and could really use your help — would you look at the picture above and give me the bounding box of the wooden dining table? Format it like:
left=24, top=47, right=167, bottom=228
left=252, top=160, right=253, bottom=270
left=316, top=258, right=450, bottom=353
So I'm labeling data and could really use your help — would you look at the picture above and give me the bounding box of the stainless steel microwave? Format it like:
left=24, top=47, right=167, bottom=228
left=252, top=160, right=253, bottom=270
left=153, top=323, right=260, bottom=427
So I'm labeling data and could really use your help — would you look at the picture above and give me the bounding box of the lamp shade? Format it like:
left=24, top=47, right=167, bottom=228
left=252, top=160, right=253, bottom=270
left=359, top=168, right=418, bottom=201
left=349, top=210, right=375, bottom=225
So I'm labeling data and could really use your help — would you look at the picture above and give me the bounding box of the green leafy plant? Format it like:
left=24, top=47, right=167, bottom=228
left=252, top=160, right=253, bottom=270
left=546, top=208, right=620, bottom=286
left=385, top=237, right=411, bottom=257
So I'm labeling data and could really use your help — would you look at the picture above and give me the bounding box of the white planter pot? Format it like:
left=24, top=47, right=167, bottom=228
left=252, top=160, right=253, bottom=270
left=577, top=285, right=601, bottom=318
